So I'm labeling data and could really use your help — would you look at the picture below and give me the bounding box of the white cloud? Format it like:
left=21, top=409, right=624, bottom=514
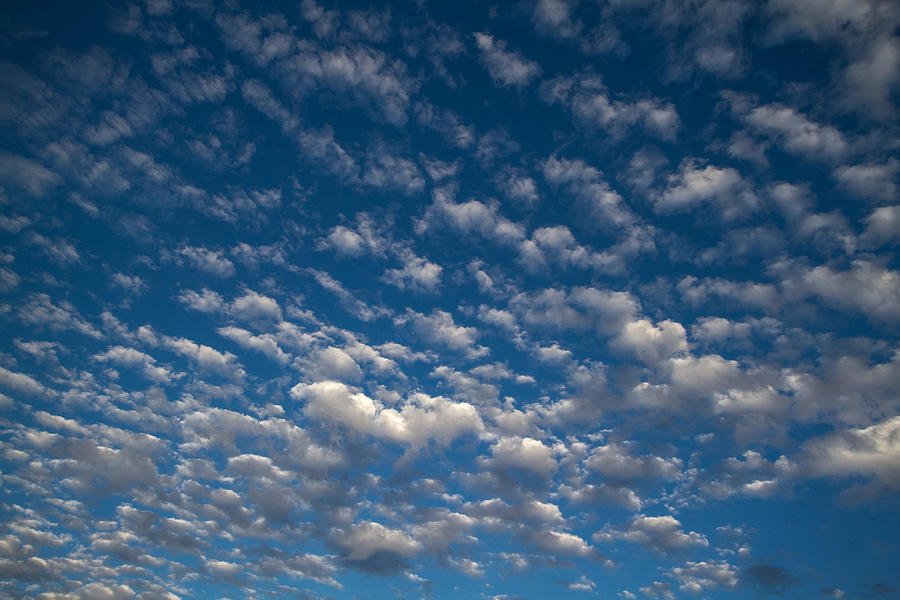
left=333, top=521, right=422, bottom=560
left=611, top=319, right=688, bottom=364
left=668, top=560, right=738, bottom=593
left=178, top=288, right=225, bottom=313
left=94, top=346, right=171, bottom=383
left=585, top=443, right=682, bottom=481
left=165, top=336, right=245, bottom=380
left=543, top=75, right=680, bottom=140
left=383, top=252, right=442, bottom=292
left=399, top=309, right=485, bottom=357
left=782, top=260, right=900, bottom=324
left=595, top=515, right=708, bottom=553
left=474, top=33, right=541, bottom=87
left=418, top=187, right=525, bottom=246
left=176, top=245, right=236, bottom=278
left=656, top=161, right=756, bottom=219
left=0, top=366, right=50, bottom=397
left=16, top=293, right=103, bottom=339
left=291, top=380, right=483, bottom=446
left=218, top=326, right=290, bottom=364
left=834, top=159, right=899, bottom=202
left=861, top=205, right=900, bottom=247
left=485, top=436, right=558, bottom=476
left=743, top=103, right=847, bottom=159
left=797, top=416, right=900, bottom=486
left=230, top=290, right=283, bottom=324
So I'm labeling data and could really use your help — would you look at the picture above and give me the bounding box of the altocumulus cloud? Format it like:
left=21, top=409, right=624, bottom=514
left=0, top=0, right=899, bottom=598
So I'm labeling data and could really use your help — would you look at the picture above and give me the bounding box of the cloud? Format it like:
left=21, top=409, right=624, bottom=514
left=178, top=288, right=226, bottom=313
left=332, top=521, right=421, bottom=573
left=0, top=366, right=50, bottom=397
left=861, top=205, right=900, bottom=247
left=417, top=187, right=525, bottom=246
left=655, top=161, right=756, bottom=219
left=781, top=260, right=900, bottom=324
left=175, top=245, right=236, bottom=278
left=611, top=318, right=688, bottom=363
left=0, top=151, right=60, bottom=196
left=668, top=560, right=739, bottom=594
left=795, top=416, right=900, bottom=486
left=834, top=159, right=899, bottom=202
left=383, top=252, right=442, bottom=292
left=94, top=346, right=171, bottom=383
left=742, top=103, right=848, bottom=160
left=543, top=74, right=680, bottom=140
left=165, top=336, right=246, bottom=380
left=474, top=33, right=541, bottom=87
left=16, top=293, right=103, bottom=339
left=399, top=309, right=486, bottom=357
left=291, top=380, right=483, bottom=447
left=541, top=156, right=636, bottom=229
left=585, top=443, right=683, bottom=481
left=230, top=290, right=283, bottom=324
left=595, top=515, right=708, bottom=554
left=484, top=436, right=558, bottom=476
left=218, top=327, right=291, bottom=364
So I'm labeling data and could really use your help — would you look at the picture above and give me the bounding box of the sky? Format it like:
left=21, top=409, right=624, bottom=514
left=0, top=0, right=899, bottom=598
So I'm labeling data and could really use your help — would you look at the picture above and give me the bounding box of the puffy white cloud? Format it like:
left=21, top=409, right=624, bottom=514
left=844, top=35, right=900, bottom=116
left=0, top=151, right=60, bottom=196
left=448, top=556, right=484, bottom=577
left=302, top=346, right=364, bottom=381
left=298, top=127, right=360, bottom=181
left=782, top=260, right=900, bottom=324
left=474, top=33, right=541, bottom=87
left=230, top=290, right=283, bottom=324
left=362, top=151, right=425, bottom=195
left=94, top=346, right=171, bottom=383
left=656, top=161, right=756, bottom=219
left=543, top=75, right=680, bottom=140
left=542, top=156, right=635, bottom=228
left=165, top=336, right=245, bottom=380
left=669, top=354, right=744, bottom=398
left=383, top=252, right=442, bottom=292
left=796, top=416, right=900, bottom=486
left=16, top=293, right=103, bottom=339
left=531, top=529, right=598, bottom=558
left=639, top=581, right=674, bottom=599
left=594, top=515, right=708, bottom=553
left=484, top=436, right=558, bottom=476
left=611, top=319, right=688, bottom=364
left=332, top=520, right=422, bottom=560
left=0, top=366, right=50, bottom=397
left=585, top=442, right=682, bottom=480
left=668, top=560, right=738, bottom=593
left=175, top=245, right=235, bottom=278
left=399, top=309, right=485, bottom=357
left=510, top=286, right=639, bottom=335
left=291, top=380, right=482, bottom=446
left=743, top=103, right=847, bottom=159
left=417, top=187, right=525, bottom=246
left=861, top=205, right=900, bottom=247
left=241, top=78, right=299, bottom=131
left=558, top=482, right=643, bottom=511
left=178, top=288, right=225, bottom=313
left=218, top=326, right=290, bottom=364
left=834, top=159, right=899, bottom=202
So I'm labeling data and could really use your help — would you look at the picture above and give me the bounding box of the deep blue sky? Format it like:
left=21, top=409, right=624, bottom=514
left=1, top=0, right=899, bottom=598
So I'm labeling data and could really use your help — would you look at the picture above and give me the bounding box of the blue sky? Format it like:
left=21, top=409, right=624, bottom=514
left=1, top=0, right=899, bottom=598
